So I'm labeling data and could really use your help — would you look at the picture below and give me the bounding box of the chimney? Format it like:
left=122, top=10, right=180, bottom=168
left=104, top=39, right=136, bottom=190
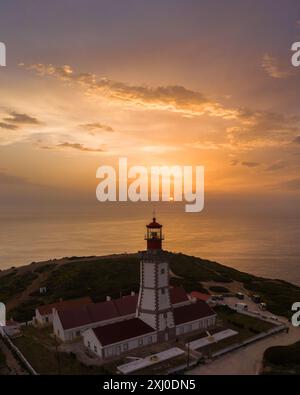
left=106, top=296, right=111, bottom=301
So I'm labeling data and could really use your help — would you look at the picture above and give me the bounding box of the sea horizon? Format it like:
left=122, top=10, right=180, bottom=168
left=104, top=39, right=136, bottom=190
left=1, top=201, right=299, bottom=286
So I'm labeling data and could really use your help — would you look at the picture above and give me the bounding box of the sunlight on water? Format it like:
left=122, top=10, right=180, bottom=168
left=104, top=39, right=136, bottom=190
left=0, top=203, right=299, bottom=285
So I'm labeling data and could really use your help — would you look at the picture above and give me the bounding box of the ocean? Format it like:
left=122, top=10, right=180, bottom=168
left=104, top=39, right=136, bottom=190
left=0, top=200, right=299, bottom=285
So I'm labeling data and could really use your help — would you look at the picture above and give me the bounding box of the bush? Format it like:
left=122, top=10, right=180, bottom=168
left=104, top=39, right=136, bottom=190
left=264, top=342, right=300, bottom=365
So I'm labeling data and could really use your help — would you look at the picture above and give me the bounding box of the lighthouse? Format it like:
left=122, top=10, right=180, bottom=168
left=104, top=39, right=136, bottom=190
left=136, top=216, right=176, bottom=341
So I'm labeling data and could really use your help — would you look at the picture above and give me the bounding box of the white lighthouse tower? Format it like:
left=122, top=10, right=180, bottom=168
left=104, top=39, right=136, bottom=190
left=136, top=216, right=175, bottom=341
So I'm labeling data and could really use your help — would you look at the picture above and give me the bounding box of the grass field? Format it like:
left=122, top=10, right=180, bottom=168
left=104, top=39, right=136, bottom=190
left=4, top=252, right=300, bottom=322
left=199, top=305, right=275, bottom=354
left=13, top=326, right=107, bottom=375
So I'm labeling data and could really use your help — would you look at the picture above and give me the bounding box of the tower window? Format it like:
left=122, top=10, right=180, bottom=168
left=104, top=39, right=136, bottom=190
left=161, top=268, right=165, bottom=274
left=161, top=288, right=165, bottom=295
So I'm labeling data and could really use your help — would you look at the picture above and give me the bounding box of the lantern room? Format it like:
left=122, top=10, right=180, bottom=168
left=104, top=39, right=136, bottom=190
left=145, top=217, right=164, bottom=250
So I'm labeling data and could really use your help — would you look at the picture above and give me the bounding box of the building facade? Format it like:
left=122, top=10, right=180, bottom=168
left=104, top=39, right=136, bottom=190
left=82, top=216, right=217, bottom=359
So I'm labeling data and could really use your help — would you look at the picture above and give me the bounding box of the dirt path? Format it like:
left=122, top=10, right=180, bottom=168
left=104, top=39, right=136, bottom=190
left=6, top=271, right=52, bottom=312
left=187, top=321, right=300, bottom=375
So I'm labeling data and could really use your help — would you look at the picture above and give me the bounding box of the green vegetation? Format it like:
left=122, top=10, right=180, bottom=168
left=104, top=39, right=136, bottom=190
left=13, top=326, right=108, bottom=375
left=263, top=341, right=300, bottom=375
left=0, top=271, right=38, bottom=303
left=205, top=305, right=275, bottom=353
left=244, top=279, right=300, bottom=317
left=170, top=277, right=209, bottom=294
left=168, top=253, right=234, bottom=283
left=3, top=252, right=300, bottom=321
left=215, top=305, right=274, bottom=333
left=42, top=257, right=140, bottom=303
left=10, top=298, right=42, bottom=322
left=34, top=263, right=57, bottom=274
left=209, top=286, right=230, bottom=293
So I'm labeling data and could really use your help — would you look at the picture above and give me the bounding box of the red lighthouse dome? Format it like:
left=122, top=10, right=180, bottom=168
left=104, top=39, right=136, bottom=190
left=145, top=216, right=164, bottom=250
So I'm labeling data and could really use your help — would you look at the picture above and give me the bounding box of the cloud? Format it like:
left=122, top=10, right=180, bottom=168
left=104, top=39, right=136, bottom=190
left=279, top=178, right=300, bottom=190
left=230, top=159, right=239, bottom=166
left=50, top=142, right=106, bottom=152
left=22, top=63, right=241, bottom=120
left=185, top=141, right=228, bottom=150
left=241, top=161, right=260, bottom=167
left=141, top=145, right=181, bottom=154
left=265, top=160, right=288, bottom=172
left=261, top=54, right=291, bottom=79
left=19, top=63, right=300, bottom=153
left=0, top=170, right=32, bottom=185
left=226, top=111, right=300, bottom=149
left=0, top=111, right=42, bottom=136
left=3, top=111, right=41, bottom=125
left=80, top=122, right=114, bottom=134
left=0, top=122, right=19, bottom=130
left=293, top=136, right=300, bottom=144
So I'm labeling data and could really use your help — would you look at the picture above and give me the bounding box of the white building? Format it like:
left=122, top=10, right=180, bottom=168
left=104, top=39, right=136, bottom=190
left=34, top=297, right=92, bottom=326
left=53, top=287, right=190, bottom=342
left=82, top=216, right=217, bottom=359
left=83, top=318, right=157, bottom=359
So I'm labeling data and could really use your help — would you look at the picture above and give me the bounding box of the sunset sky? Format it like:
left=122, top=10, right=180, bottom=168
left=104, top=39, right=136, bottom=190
left=1, top=0, right=300, bottom=208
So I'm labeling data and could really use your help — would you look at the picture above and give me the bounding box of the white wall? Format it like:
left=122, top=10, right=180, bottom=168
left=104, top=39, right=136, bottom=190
left=53, top=309, right=137, bottom=342
left=35, top=309, right=52, bottom=326
left=175, top=314, right=216, bottom=336
left=83, top=329, right=158, bottom=359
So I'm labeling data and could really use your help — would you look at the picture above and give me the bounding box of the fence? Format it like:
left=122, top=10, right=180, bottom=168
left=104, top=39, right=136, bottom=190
left=0, top=330, right=38, bottom=375
left=211, top=324, right=287, bottom=359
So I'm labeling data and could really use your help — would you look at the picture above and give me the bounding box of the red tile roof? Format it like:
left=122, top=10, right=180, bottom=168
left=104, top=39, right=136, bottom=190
left=92, top=318, right=155, bottom=346
left=189, top=291, right=211, bottom=302
left=173, top=301, right=215, bottom=325
left=114, top=294, right=138, bottom=316
left=170, top=287, right=189, bottom=304
left=56, top=287, right=189, bottom=331
left=37, top=297, right=92, bottom=316
left=58, top=300, right=119, bottom=330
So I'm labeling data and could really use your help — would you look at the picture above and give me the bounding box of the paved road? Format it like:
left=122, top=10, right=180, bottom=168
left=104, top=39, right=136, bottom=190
left=188, top=320, right=299, bottom=375
left=187, top=294, right=300, bottom=375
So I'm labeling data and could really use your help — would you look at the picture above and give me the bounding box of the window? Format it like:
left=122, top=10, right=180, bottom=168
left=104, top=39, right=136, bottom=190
left=116, top=345, right=121, bottom=354
left=88, top=341, right=91, bottom=349
left=161, top=288, right=165, bottom=295
left=123, top=343, right=129, bottom=351
left=138, top=338, right=143, bottom=346
left=161, top=268, right=165, bottom=274
left=76, top=331, right=80, bottom=337
left=94, top=345, right=97, bottom=353
left=147, top=336, right=152, bottom=344
left=163, top=312, right=167, bottom=318
left=45, top=317, right=49, bottom=323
